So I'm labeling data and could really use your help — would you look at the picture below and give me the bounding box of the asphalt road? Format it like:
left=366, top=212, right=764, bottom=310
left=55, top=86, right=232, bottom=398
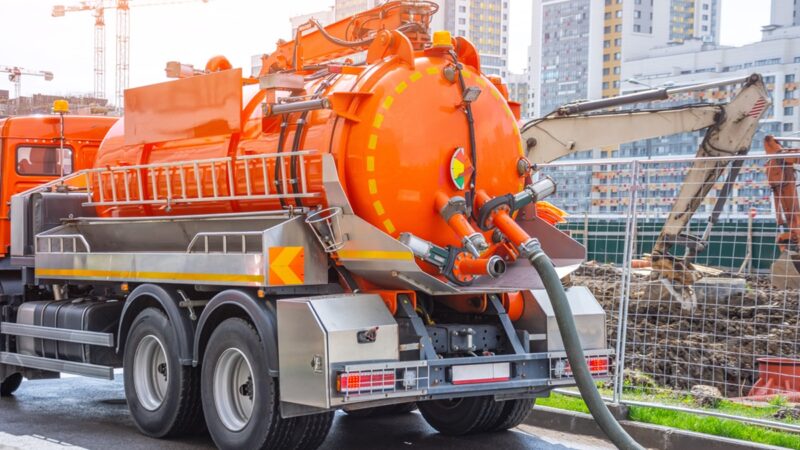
left=0, top=375, right=614, bottom=450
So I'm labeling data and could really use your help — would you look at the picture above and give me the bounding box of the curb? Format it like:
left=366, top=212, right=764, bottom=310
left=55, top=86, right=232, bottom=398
left=525, top=405, right=786, bottom=450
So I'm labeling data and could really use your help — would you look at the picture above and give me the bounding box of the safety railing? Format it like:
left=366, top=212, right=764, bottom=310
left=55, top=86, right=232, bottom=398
left=186, top=231, right=264, bottom=254
left=539, top=152, right=800, bottom=432
left=35, top=234, right=92, bottom=254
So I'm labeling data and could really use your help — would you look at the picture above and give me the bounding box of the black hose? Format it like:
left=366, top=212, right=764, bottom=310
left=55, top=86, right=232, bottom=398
left=527, top=240, right=644, bottom=450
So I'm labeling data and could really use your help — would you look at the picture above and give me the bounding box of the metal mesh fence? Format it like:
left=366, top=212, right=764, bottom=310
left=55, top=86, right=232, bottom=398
left=540, top=153, right=800, bottom=429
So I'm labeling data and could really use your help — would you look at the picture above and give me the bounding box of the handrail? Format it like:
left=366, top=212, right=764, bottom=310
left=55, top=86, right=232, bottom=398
left=35, top=234, right=92, bottom=254
left=186, top=231, right=264, bottom=254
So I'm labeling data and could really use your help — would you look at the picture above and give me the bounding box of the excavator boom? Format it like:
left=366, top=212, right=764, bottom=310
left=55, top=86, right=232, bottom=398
left=522, top=74, right=771, bottom=301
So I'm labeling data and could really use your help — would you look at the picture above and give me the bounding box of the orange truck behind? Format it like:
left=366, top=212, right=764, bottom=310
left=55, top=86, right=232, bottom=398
left=0, top=115, right=116, bottom=265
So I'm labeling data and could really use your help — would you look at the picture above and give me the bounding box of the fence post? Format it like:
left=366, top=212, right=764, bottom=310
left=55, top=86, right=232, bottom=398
left=613, top=159, right=640, bottom=403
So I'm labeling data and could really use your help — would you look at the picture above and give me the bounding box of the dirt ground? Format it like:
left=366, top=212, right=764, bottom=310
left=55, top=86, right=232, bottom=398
left=572, top=262, right=800, bottom=397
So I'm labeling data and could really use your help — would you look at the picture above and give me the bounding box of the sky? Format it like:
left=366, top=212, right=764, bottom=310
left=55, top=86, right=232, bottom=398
left=0, top=0, right=772, bottom=99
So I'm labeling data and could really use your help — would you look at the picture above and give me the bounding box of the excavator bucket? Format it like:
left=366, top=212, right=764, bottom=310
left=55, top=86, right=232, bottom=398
left=771, top=251, right=800, bottom=289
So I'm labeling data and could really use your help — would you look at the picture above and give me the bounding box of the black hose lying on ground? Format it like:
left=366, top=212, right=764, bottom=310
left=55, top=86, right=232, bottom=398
left=527, top=241, right=644, bottom=450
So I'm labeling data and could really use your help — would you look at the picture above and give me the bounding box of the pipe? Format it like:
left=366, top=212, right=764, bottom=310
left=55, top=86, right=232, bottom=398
left=456, top=255, right=506, bottom=278
left=265, top=98, right=330, bottom=116
left=526, top=239, right=644, bottom=450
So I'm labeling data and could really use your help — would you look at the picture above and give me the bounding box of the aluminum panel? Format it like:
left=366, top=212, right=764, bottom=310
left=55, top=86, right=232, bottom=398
left=516, top=286, right=606, bottom=352
left=278, top=294, right=399, bottom=408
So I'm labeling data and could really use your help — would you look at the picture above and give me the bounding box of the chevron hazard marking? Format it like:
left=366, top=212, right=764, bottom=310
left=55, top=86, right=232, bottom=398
left=269, top=247, right=304, bottom=285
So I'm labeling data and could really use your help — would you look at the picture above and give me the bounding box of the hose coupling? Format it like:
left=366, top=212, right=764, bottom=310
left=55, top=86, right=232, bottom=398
left=518, top=237, right=543, bottom=261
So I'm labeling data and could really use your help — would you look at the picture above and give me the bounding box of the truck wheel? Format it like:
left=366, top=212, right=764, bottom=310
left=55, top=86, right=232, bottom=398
left=344, top=402, right=417, bottom=418
left=0, top=373, right=22, bottom=397
left=486, top=399, right=535, bottom=431
left=418, top=396, right=496, bottom=435
left=202, top=318, right=291, bottom=450
left=284, top=411, right=335, bottom=450
left=123, top=307, right=203, bottom=438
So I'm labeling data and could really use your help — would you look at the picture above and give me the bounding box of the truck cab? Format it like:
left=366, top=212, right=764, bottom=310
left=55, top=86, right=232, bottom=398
left=0, top=115, right=117, bottom=288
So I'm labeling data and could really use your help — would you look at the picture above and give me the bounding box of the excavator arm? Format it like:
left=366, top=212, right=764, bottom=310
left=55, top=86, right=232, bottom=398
left=521, top=74, right=771, bottom=294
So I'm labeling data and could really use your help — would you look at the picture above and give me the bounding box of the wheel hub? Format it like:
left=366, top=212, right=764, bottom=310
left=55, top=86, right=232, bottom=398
left=213, top=348, right=255, bottom=432
left=132, top=335, right=169, bottom=411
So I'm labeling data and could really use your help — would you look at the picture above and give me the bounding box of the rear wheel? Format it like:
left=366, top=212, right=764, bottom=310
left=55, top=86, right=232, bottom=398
left=0, top=373, right=22, bottom=397
left=486, top=399, right=535, bottom=431
left=202, top=318, right=295, bottom=450
left=123, top=307, right=203, bottom=438
left=284, top=411, right=335, bottom=450
left=418, top=396, right=496, bottom=435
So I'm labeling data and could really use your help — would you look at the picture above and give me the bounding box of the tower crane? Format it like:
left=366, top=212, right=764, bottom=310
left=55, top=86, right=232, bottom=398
left=52, top=0, right=209, bottom=111
left=0, top=66, right=54, bottom=115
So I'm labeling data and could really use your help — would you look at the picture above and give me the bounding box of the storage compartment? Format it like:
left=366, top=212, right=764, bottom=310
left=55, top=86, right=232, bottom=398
left=16, top=298, right=123, bottom=366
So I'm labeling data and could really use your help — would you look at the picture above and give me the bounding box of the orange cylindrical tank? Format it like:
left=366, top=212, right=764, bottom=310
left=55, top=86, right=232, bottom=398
left=93, top=46, right=525, bottom=256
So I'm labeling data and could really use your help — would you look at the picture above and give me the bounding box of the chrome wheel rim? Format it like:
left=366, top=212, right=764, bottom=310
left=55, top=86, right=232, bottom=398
left=213, top=348, right=255, bottom=432
left=133, top=335, right=168, bottom=411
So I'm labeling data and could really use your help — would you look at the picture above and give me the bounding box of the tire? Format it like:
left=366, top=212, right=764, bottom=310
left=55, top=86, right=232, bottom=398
left=418, top=396, right=496, bottom=436
left=201, top=318, right=292, bottom=450
left=123, top=307, right=203, bottom=438
left=486, top=399, right=535, bottom=432
left=344, top=402, right=417, bottom=418
left=284, top=412, right=335, bottom=450
left=0, top=373, right=22, bottom=397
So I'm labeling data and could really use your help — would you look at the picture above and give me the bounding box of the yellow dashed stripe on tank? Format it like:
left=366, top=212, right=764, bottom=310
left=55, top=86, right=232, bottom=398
left=368, top=179, right=378, bottom=194
left=368, top=134, right=379, bottom=150
left=373, top=200, right=385, bottom=216
left=373, top=113, right=384, bottom=129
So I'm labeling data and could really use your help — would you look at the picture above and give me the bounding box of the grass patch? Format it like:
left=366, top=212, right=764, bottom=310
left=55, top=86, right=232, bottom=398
left=538, top=392, right=800, bottom=449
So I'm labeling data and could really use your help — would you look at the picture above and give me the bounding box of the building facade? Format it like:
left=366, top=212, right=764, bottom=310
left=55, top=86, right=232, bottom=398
left=528, top=0, right=720, bottom=117
left=544, top=25, right=797, bottom=215
left=334, top=0, right=381, bottom=20
left=506, top=72, right=531, bottom=119
left=435, top=0, right=510, bottom=78
left=770, top=0, right=800, bottom=27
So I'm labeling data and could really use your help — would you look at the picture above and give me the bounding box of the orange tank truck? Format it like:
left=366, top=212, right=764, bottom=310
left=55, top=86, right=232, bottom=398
left=91, top=10, right=526, bottom=267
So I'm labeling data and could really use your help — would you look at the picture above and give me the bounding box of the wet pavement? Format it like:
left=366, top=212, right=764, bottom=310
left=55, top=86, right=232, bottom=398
left=0, top=375, right=613, bottom=449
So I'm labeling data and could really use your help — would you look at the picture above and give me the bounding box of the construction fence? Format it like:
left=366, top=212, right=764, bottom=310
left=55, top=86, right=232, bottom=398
left=538, top=152, right=800, bottom=431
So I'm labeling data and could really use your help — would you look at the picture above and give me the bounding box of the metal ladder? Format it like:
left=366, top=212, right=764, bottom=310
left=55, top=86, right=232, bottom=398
left=83, top=150, right=320, bottom=208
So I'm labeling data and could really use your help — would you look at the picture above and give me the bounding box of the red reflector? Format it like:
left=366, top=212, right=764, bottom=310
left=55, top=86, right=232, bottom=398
left=337, top=371, right=396, bottom=393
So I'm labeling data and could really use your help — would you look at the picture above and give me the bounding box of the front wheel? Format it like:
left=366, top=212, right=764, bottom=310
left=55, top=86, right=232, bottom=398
left=0, top=373, right=22, bottom=397
left=123, top=307, right=203, bottom=438
left=202, top=318, right=292, bottom=450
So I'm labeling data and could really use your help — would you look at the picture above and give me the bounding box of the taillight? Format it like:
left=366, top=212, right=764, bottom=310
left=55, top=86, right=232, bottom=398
left=588, top=357, right=610, bottom=375
left=563, top=357, right=610, bottom=377
left=336, top=370, right=396, bottom=393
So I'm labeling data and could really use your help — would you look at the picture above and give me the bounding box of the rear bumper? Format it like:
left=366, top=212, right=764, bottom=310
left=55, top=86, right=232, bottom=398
left=331, top=348, right=614, bottom=406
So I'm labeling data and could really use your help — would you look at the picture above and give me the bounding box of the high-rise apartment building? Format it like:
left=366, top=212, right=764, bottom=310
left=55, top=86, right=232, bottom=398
left=334, top=0, right=381, bottom=20
left=668, top=0, right=720, bottom=44
left=435, top=0, right=510, bottom=78
left=529, top=0, right=720, bottom=117
left=771, top=0, right=800, bottom=27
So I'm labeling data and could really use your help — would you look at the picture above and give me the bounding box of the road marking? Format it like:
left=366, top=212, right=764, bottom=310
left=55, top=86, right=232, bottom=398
left=0, top=432, right=86, bottom=449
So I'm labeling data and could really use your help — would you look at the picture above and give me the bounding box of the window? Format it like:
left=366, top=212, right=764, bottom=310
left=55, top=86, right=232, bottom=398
left=613, top=66, right=621, bottom=74
left=784, top=123, right=794, bottom=132
left=604, top=12, right=611, bottom=19
left=603, top=68, right=610, bottom=76
left=604, top=26, right=611, bottom=33
left=614, top=52, right=621, bottom=60
left=787, top=74, right=796, bottom=83
left=602, top=82, right=610, bottom=89
left=603, top=40, right=611, bottom=48
left=702, top=25, right=708, bottom=31
left=603, top=54, right=611, bottom=62
left=458, top=5, right=466, bottom=12
left=614, top=38, right=622, bottom=46
left=633, top=24, right=641, bottom=32
left=785, top=106, right=794, bottom=115
left=703, top=3, right=709, bottom=9
left=16, top=146, right=73, bottom=176
left=458, top=18, right=466, bottom=25
left=702, top=14, right=709, bottom=20
left=615, top=24, right=622, bottom=32
left=616, top=10, right=622, bottom=18
left=634, top=10, right=641, bottom=18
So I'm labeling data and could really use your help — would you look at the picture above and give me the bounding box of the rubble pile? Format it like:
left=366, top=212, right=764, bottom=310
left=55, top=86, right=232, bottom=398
left=572, top=262, right=800, bottom=397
